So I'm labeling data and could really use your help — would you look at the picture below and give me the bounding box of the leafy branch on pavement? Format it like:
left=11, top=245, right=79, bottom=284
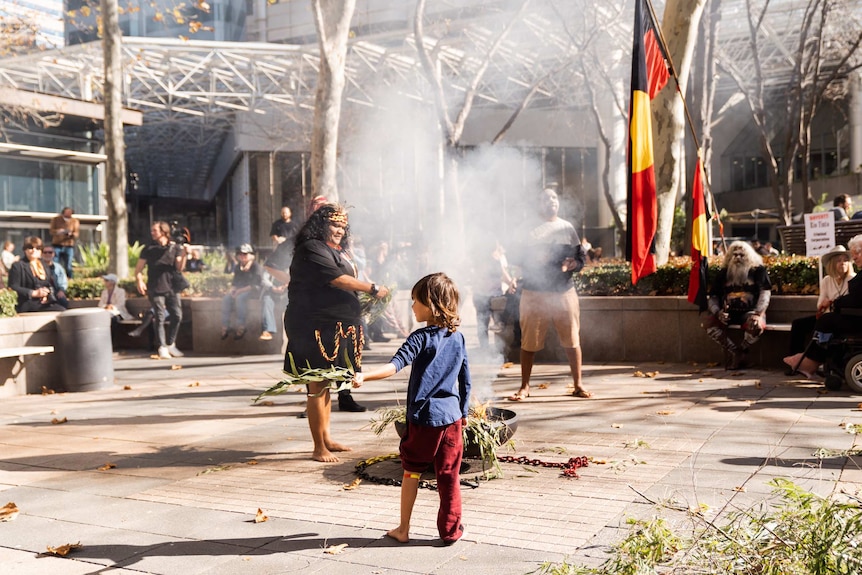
left=535, top=478, right=862, bottom=574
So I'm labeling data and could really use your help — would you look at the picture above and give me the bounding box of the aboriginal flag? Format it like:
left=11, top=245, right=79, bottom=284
left=626, top=0, right=670, bottom=285
left=687, top=157, right=709, bottom=311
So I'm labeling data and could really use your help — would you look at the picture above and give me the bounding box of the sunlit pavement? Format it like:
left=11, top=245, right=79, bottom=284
left=1, top=339, right=861, bottom=574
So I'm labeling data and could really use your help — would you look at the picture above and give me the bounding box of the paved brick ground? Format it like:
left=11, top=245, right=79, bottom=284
left=1, top=340, right=861, bottom=574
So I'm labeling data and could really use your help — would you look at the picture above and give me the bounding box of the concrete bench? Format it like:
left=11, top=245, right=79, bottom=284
left=0, top=346, right=55, bottom=360
left=728, top=323, right=792, bottom=332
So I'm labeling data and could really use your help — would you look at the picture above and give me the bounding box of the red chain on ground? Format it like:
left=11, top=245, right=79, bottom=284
left=497, top=455, right=589, bottom=478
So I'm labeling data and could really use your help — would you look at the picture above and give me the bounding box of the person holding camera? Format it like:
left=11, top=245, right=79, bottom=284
left=135, top=221, right=188, bottom=360
left=7, top=236, right=67, bottom=313
left=49, top=207, right=80, bottom=279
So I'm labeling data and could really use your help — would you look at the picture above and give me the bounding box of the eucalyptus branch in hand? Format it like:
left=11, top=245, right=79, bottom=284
left=358, top=285, right=394, bottom=325
left=255, top=352, right=355, bottom=402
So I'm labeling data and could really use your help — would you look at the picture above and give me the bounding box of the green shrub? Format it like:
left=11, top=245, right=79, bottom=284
left=73, top=241, right=146, bottom=279
left=112, top=271, right=231, bottom=299
left=202, top=250, right=227, bottom=272
left=185, top=271, right=231, bottom=296
left=76, top=243, right=109, bottom=277
left=0, top=288, right=17, bottom=317
left=128, top=241, right=145, bottom=270
left=66, top=277, right=105, bottom=300
left=574, top=256, right=819, bottom=296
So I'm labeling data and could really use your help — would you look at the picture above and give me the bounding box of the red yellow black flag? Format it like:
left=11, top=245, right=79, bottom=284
left=687, top=157, right=709, bottom=310
left=626, top=0, right=669, bottom=285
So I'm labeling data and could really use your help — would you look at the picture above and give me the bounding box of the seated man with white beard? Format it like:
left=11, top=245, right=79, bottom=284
left=702, top=240, right=772, bottom=369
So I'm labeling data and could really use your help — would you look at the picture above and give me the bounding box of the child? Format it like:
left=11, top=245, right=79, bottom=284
left=353, top=272, right=471, bottom=545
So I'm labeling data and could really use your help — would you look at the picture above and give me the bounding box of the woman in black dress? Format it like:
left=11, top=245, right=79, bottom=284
left=286, top=204, right=390, bottom=462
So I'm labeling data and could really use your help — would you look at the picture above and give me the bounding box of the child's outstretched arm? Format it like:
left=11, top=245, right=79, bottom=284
left=353, top=363, right=397, bottom=387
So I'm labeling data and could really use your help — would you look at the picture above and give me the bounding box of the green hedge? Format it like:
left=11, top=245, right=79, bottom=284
left=0, top=288, right=16, bottom=318
left=574, top=255, right=819, bottom=296
left=65, top=271, right=232, bottom=300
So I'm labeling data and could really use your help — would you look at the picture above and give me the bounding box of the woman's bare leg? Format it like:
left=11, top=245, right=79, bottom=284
left=307, top=386, right=339, bottom=462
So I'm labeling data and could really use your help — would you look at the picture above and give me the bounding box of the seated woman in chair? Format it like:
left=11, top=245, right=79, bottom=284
left=787, top=245, right=856, bottom=356
left=784, top=234, right=862, bottom=378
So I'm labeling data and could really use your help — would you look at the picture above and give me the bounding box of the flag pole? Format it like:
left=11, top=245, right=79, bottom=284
left=643, top=0, right=725, bottom=249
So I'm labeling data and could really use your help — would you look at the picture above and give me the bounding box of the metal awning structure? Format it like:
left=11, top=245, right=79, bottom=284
left=0, top=0, right=857, bottom=200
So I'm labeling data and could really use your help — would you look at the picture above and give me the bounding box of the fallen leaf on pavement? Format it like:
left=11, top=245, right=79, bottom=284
left=689, top=504, right=710, bottom=517
left=502, top=362, right=513, bottom=368
left=254, top=508, right=268, bottom=523
left=656, top=411, right=674, bottom=416
left=0, top=502, right=19, bottom=522
left=259, top=401, right=274, bottom=406
left=51, top=417, right=67, bottom=425
left=633, top=371, right=645, bottom=377
left=171, top=365, right=182, bottom=370
left=343, top=478, right=362, bottom=490
left=98, top=463, right=116, bottom=471
left=46, top=542, right=82, bottom=556
left=41, top=386, right=55, bottom=395
left=611, top=423, right=622, bottom=428
left=198, top=464, right=233, bottom=475
left=537, top=383, right=549, bottom=389
left=188, top=382, right=199, bottom=387
left=588, top=457, right=607, bottom=464
left=733, top=486, right=746, bottom=492
left=123, top=385, right=132, bottom=390
left=706, top=362, right=719, bottom=368
left=247, top=460, right=258, bottom=465
left=324, top=543, right=348, bottom=554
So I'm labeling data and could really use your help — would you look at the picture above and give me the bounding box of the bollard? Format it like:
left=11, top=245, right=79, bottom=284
left=55, top=308, right=114, bottom=391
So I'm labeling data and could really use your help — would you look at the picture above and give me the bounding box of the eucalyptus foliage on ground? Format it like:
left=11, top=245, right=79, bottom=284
left=536, top=478, right=862, bottom=575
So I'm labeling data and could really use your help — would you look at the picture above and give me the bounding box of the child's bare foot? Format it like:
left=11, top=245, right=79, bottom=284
left=312, top=449, right=339, bottom=463
left=386, top=526, right=409, bottom=543
left=325, top=441, right=352, bottom=452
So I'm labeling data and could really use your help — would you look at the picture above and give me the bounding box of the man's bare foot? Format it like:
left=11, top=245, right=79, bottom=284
left=572, top=386, right=593, bottom=398
left=386, top=527, right=409, bottom=543
left=325, top=441, right=352, bottom=452
left=312, top=449, right=339, bottom=463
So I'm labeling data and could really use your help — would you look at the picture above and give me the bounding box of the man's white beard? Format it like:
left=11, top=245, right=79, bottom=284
left=726, top=262, right=751, bottom=286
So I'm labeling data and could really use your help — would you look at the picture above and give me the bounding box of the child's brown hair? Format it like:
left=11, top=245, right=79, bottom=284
left=411, top=272, right=460, bottom=333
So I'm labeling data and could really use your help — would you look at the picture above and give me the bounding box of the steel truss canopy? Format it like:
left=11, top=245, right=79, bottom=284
left=0, top=0, right=857, bottom=198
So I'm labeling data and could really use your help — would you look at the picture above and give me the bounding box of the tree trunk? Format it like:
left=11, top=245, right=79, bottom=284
left=652, top=0, right=706, bottom=264
left=101, top=0, right=128, bottom=278
left=310, top=0, right=356, bottom=202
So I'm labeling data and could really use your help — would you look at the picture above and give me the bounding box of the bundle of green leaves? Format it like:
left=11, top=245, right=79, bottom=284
left=255, top=353, right=354, bottom=402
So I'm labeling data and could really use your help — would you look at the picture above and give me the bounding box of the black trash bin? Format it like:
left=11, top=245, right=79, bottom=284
left=56, top=308, right=114, bottom=391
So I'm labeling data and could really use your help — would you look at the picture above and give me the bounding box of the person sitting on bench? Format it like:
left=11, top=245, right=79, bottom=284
left=702, top=240, right=772, bottom=369
left=784, top=234, right=862, bottom=379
